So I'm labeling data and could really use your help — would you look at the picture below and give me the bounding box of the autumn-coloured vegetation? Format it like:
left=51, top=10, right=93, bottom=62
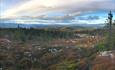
left=0, top=24, right=115, bottom=70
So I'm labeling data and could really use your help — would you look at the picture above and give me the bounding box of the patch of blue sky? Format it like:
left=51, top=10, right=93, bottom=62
left=0, top=0, right=28, bottom=13
left=46, top=12, right=65, bottom=17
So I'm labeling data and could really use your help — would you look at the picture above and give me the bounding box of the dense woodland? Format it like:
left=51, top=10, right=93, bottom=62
left=0, top=23, right=115, bottom=70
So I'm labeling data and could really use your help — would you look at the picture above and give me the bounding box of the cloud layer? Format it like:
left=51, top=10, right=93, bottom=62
left=0, top=0, right=115, bottom=25
left=1, top=0, right=115, bottom=18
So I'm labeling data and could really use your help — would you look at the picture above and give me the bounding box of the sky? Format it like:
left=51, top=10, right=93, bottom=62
left=0, top=0, right=115, bottom=24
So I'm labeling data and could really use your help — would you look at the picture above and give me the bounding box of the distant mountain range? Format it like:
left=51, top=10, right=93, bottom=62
left=0, top=22, right=105, bottom=29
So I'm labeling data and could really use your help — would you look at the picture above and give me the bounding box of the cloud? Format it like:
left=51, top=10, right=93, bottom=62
left=0, top=12, right=81, bottom=23
left=1, top=0, right=115, bottom=19
left=32, top=12, right=81, bottom=20
left=72, top=17, right=106, bottom=24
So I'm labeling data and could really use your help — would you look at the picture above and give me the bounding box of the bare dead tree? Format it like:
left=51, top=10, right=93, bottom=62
left=107, top=11, right=113, bottom=48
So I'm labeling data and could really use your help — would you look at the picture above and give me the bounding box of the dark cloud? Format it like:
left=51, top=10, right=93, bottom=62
left=18, top=12, right=80, bottom=21
left=38, top=15, right=74, bottom=20
left=78, top=16, right=100, bottom=20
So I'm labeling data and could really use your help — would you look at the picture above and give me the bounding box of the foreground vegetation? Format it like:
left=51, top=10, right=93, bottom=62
left=0, top=25, right=115, bottom=70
